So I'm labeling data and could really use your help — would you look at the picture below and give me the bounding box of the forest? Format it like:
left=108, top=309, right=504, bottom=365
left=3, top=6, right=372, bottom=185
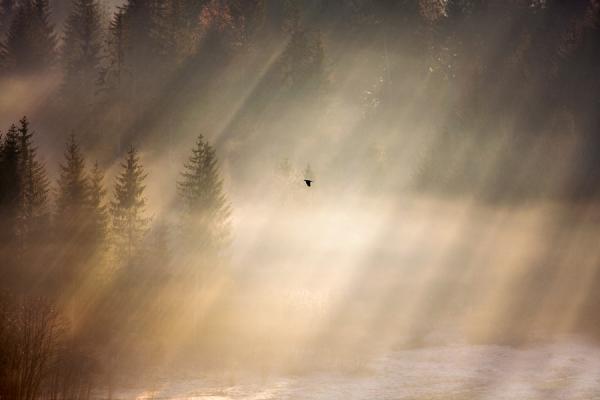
left=1, top=0, right=600, bottom=399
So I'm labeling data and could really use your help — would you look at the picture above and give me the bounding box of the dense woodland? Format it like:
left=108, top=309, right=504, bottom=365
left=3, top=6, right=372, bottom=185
left=1, top=0, right=600, bottom=399
left=0, top=0, right=599, bottom=198
left=0, top=119, right=230, bottom=398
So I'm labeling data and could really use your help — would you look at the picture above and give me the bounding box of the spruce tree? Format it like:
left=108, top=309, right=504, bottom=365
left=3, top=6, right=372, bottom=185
left=31, top=0, right=57, bottom=64
left=2, top=0, right=57, bottom=73
left=55, top=137, right=108, bottom=270
left=110, top=145, right=148, bottom=264
left=61, top=0, right=102, bottom=99
left=100, top=0, right=166, bottom=94
left=54, top=134, right=92, bottom=282
left=155, top=0, right=203, bottom=64
left=120, top=0, right=165, bottom=79
left=0, top=118, right=51, bottom=283
left=16, top=117, right=50, bottom=254
left=0, top=125, right=21, bottom=268
left=177, top=135, right=230, bottom=258
left=0, top=125, right=20, bottom=220
left=87, top=161, right=108, bottom=248
left=56, top=135, right=88, bottom=222
left=99, top=9, right=126, bottom=94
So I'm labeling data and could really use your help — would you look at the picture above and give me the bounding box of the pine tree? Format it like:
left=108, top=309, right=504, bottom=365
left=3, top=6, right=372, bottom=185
left=177, top=135, right=230, bottom=258
left=110, top=145, right=148, bottom=264
left=16, top=117, right=50, bottom=254
left=61, top=0, right=103, bottom=99
left=2, top=0, right=57, bottom=73
left=54, top=136, right=108, bottom=265
left=0, top=125, right=20, bottom=218
left=100, top=0, right=166, bottom=94
left=54, top=134, right=92, bottom=282
left=51, top=136, right=111, bottom=283
left=155, top=0, right=203, bottom=64
left=99, top=9, right=126, bottom=94
left=0, top=125, right=21, bottom=266
left=54, top=136, right=110, bottom=267
left=100, top=0, right=180, bottom=93
left=120, top=0, right=165, bottom=78
left=56, top=135, right=88, bottom=222
left=87, top=161, right=108, bottom=248
left=1, top=3, right=28, bottom=71
left=0, top=118, right=50, bottom=284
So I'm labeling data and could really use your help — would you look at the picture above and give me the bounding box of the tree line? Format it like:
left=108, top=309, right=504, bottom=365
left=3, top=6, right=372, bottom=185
left=2, top=0, right=599, bottom=199
left=0, top=116, right=231, bottom=400
left=0, top=0, right=325, bottom=107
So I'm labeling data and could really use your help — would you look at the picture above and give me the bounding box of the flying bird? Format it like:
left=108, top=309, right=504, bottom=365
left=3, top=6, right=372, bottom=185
left=304, top=179, right=313, bottom=187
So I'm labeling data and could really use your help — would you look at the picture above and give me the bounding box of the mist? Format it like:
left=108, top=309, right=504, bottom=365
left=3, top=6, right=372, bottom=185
left=1, top=0, right=600, bottom=399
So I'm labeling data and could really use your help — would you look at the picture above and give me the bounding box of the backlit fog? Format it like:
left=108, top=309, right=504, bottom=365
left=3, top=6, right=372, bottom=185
left=1, top=1, right=600, bottom=399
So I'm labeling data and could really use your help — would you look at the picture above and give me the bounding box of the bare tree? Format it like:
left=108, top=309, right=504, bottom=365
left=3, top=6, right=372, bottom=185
left=0, top=296, right=64, bottom=400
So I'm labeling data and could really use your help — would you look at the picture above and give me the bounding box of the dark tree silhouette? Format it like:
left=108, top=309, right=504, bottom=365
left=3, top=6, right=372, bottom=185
left=99, top=9, right=126, bottom=95
left=119, top=0, right=165, bottom=80
left=110, top=145, right=148, bottom=265
left=56, top=135, right=88, bottom=222
left=61, top=0, right=103, bottom=102
left=1, top=0, right=56, bottom=73
left=87, top=161, right=108, bottom=249
left=16, top=117, right=50, bottom=256
left=0, top=124, right=21, bottom=274
left=54, top=135, right=92, bottom=282
left=178, top=134, right=230, bottom=258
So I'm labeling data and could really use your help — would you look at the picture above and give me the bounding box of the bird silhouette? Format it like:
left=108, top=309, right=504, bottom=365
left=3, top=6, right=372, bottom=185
left=304, top=179, right=313, bottom=187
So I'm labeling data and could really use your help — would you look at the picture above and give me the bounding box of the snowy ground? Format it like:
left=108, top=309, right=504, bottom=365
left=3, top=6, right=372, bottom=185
left=112, top=338, right=600, bottom=400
